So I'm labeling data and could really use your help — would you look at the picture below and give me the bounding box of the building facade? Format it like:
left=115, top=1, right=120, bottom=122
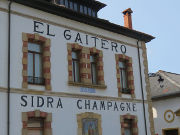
left=150, top=70, right=180, bottom=135
left=0, top=0, right=155, bottom=135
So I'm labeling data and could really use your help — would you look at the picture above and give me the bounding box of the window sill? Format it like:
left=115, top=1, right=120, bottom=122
left=68, top=81, right=107, bottom=89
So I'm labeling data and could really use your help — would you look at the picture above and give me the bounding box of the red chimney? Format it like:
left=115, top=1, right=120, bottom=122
left=122, top=8, right=133, bottom=29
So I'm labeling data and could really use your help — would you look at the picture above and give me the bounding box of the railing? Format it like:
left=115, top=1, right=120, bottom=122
left=121, top=88, right=131, bottom=94
left=28, top=76, right=45, bottom=85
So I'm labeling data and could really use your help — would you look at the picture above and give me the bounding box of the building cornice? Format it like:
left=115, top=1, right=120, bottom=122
left=152, top=91, right=180, bottom=101
left=13, top=0, right=155, bottom=43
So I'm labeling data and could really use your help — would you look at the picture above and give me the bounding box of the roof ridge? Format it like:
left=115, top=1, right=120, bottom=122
left=159, top=70, right=180, bottom=75
left=158, top=71, right=180, bottom=88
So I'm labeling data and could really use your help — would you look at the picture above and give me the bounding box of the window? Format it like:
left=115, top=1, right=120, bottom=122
left=163, top=128, right=179, bottom=135
left=90, top=54, right=97, bottom=84
left=119, top=60, right=129, bottom=94
left=115, top=54, right=135, bottom=97
left=27, top=118, right=44, bottom=135
left=124, top=119, right=132, bottom=135
left=120, top=114, right=138, bottom=135
left=22, top=33, right=51, bottom=90
left=28, top=43, right=44, bottom=85
left=67, top=43, right=106, bottom=89
left=72, top=51, right=80, bottom=82
left=54, top=0, right=97, bottom=17
left=22, top=110, right=52, bottom=135
left=77, top=112, right=102, bottom=135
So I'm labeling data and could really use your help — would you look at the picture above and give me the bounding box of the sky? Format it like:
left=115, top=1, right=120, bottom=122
left=98, top=0, right=180, bottom=74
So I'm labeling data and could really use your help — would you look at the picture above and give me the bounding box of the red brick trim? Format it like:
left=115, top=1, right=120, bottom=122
left=22, top=110, right=52, bottom=135
left=115, top=54, right=135, bottom=98
left=120, top=114, right=138, bottom=135
left=22, top=33, right=51, bottom=90
left=67, top=43, right=106, bottom=88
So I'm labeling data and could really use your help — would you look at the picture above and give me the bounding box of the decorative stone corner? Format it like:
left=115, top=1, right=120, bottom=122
left=115, top=54, right=135, bottom=98
left=141, top=41, right=155, bottom=135
left=77, top=112, right=102, bottom=135
left=120, top=114, right=138, bottom=135
left=22, top=110, right=52, bottom=135
left=22, top=33, right=51, bottom=90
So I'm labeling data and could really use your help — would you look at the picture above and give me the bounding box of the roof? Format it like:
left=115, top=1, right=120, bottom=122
left=13, top=0, right=155, bottom=43
left=149, top=70, right=180, bottom=100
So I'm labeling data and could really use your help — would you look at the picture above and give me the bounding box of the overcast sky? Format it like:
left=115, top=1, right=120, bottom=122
left=98, top=0, right=180, bottom=74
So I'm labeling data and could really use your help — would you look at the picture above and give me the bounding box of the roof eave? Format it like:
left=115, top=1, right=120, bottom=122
left=13, top=0, right=155, bottom=43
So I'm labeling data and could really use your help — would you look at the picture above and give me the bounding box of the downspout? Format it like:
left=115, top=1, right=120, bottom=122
left=8, top=1, right=12, bottom=135
left=137, top=40, right=148, bottom=135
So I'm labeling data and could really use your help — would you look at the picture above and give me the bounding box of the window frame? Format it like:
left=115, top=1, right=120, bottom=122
left=22, top=110, right=52, bottom=135
left=28, top=42, right=44, bottom=85
left=120, top=114, right=138, bottom=135
left=67, top=43, right=106, bottom=89
left=77, top=112, right=102, bottom=135
left=72, top=50, right=81, bottom=83
left=22, top=33, right=51, bottom=90
left=115, top=54, right=135, bottom=98
left=90, top=54, right=98, bottom=85
left=118, top=60, right=130, bottom=94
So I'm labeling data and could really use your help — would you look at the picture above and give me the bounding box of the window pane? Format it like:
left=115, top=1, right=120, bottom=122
left=91, top=63, right=97, bottom=84
left=28, top=43, right=41, bottom=52
left=90, top=55, right=95, bottom=62
left=84, top=6, right=88, bottom=14
left=122, top=70, right=127, bottom=88
left=73, top=3, right=77, bottom=11
left=65, top=0, right=68, bottom=7
left=69, top=1, right=73, bottom=9
left=88, top=7, right=92, bottom=16
left=72, top=51, right=78, bottom=59
left=119, top=61, right=126, bottom=68
left=60, top=0, right=64, bottom=5
left=74, top=61, right=80, bottom=82
left=124, top=128, right=132, bottom=135
left=28, top=53, right=33, bottom=77
left=35, top=54, right=42, bottom=78
left=92, top=10, right=96, bottom=17
left=80, top=5, right=83, bottom=13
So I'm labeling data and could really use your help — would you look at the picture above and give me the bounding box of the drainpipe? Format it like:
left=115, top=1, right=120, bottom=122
left=137, top=40, right=148, bottom=135
left=7, top=1, right=12, bottom=135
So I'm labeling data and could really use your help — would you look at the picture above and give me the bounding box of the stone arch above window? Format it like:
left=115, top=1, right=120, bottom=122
left=22, top=33, right=51, bottom=90
left=115, top=54, right=135, bottom=98
left=22, top=110, right=52, bottom=135
left=77, top=112, right=102, bottom=135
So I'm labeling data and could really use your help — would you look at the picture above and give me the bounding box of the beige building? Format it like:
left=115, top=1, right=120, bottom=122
left=150, top=70, right=180, bottom=135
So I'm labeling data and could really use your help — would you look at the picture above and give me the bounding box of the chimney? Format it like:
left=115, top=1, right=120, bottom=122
left=122, top=8, right=133, bottom=29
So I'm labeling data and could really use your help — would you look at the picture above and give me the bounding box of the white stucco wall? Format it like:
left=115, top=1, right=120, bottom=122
left=153, top=97, right=180, bottom=135
left=0, top=5, right=146, bottom=99
left=9, top=93, right=149, bottom=135
left=0, top=1, right=152, bottom=135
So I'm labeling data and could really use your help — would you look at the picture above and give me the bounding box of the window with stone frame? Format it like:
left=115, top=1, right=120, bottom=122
left=22, top=33, right=51, bottom=90
left=120, top=114, right=138, bottom=135
left=28, top=43, right=44, bottom=85
left=118, top=60, right=129, bottom=93
left=77, top=112, right=102, bottom=135
left=90, top=54, right=98, bottom=85
left=22, top=110, right=52, bottom=135
left=67, top=43, right=106, bottom=89
left=72, top=50, right=81, bottom=82
left=27, top=117, right=44, bottom=135
left=115, top=54, right=135, bottom=98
